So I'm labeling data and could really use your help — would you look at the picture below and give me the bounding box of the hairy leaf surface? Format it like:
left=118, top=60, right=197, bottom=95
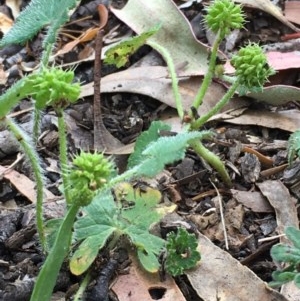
left=127, top=120, right=171, bottom=169
left=71, top=186, right=164, bottom=275
left=0, top=0, right=78, bottom=47
left=135, top=130, right=213, bottom=177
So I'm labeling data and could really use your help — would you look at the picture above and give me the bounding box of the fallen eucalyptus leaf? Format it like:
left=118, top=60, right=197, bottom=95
left=110, top=0, right=212, bottom=76
left=186, top=232, right=290, bottom=301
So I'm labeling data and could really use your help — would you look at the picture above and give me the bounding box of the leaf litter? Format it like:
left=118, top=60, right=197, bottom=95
left=1, top=0, right=300, bottom=300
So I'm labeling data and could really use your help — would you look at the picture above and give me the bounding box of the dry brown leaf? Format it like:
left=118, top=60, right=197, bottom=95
left=256, top=180, right=298, bottom=244
left=6, top=0, right=21, bottom=19
left=231, top=189, right=274, bottom=213
left=266, top=51, right=300, bottom=70
left=80, top=66, right=249, bottom=116
left=0, top=165, right=55, bottom=203
left=235, top=0, right=300, bottom=32
left=212, top=109, right=300, bottom=132
left=0, top=63, right=8, bottom=85
left=284, top=1, right=300, bottom=26
left=57, top=27, right=99, bottom=56
left=110, top=0, right=212, bottom=76
left=0, top=12, right=13, bottom=35
left=186, top=232, right=289, bottom=301
left=111, top=253, right=185, bottom=301
left=257, top=180, right=299, bottom=301
left=57, top=5, right=107, bottom=56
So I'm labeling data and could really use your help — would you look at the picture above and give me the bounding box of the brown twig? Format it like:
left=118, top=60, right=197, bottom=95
left=93, top=28, right=105, bottom=150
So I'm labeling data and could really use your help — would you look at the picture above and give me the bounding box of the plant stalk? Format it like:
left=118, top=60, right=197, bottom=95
left=191, top=30, right=223, bottom=110
left=30, top=204, right=80, bottom=301
left=189, top=139, right=232, bottom=187
left=57, top=108, right=70, bottom=204
left=32, top=108, right=41, bottom=144
left=148, top=41, right=184, bottom=120
left=73, top=272, right=92, bottom=301
left=192, top=80, right=240, bottom=130
left=5, top=117, right=46, bottom=250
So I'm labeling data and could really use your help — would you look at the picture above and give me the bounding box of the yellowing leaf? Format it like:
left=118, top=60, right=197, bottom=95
left=70, top=228, right=115, bottom=275
left=104, top=24, right=161, bottom=68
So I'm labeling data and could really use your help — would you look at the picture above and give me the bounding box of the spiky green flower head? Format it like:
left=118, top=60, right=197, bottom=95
left=69, top=151, right=115, bottom=206
left=231, top=43, right=275, bottom=94
left=205, top=0, right=245, bottom=37
left=28, top=67, right=81, bottom=110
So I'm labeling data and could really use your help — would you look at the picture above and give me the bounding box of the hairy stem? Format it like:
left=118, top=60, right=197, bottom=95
left=191, top=30, right=223, bottom=110
left=57, top=109, right=70, bottom=203
left=32, top=108, right=41, bottom=144
left=74, top=272, right=92, bottom=301
left=30, top=204, right=80, bottom=301
left=148, top=41, right=184, bottom=120
left=5, top=117, right=46, bottom=249
left=192, top=80, right=240, bottom=130
left=0, top=77, right=32, bottom=119
left=189, top=139, right=232, bottom=187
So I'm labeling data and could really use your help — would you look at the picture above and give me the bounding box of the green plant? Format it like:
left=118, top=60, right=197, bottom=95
left=0, top=0, right=81, bottom=251
left=287, top=130, right=300, bottom=165
left=165, top=227, right=201, bottom=276
left=0, top=0, right=275, bottom=300
left=105, top=0, right=275, bottom=186
left=0, top=68, right=80, bottom=251
left=30, top=124, right=209, bottom=301
left=70, top=184, right=164, bottom=275
left=270, top=226, right=300, bottom=288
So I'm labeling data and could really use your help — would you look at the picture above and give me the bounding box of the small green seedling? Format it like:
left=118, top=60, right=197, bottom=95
left=287, top=130, right=300, bottom=165
left=165, top=227, right=201, bottom=276
left=270, top=226, right=300, bottom=288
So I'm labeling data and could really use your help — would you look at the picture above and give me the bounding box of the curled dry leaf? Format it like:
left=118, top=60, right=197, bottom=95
left=234, top=0, right=300, bottom=32
left=57, top=4, right=108, bottom=56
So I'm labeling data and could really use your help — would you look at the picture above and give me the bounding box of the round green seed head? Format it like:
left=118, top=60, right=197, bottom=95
left=69, top=151, right=114, bottom=206
left=29, top=67, right=81, bottom=109
left=205, top=0, right=245, bottom=36
left=231, top=43, right=275, bottom=92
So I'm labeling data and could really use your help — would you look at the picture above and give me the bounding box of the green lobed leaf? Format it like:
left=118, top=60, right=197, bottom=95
left=72, top=186, right=165, bottom=274
left=137, top=248, right=161, bottom=273
left=272, top=270, right=296, bottom=283
left=294, top=273, right=300, bottom=288
left=135, top=130, right=212, bottom=177
left=121, top=194, right=162, bottom=229
left=271, top=244, right=300, bottom=264
left=73, top=190, right=117, bottom=241
left=0, top=0, right=79, bottom=47
left=127, top=120, right=171, bottom=169
left=70, top=229, right=115, bottom=275
left=285, top=226, right=300, bottom=249
left=44, top=218, right=63, bottom=252
left=126, top=226, right=165, bottom=255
